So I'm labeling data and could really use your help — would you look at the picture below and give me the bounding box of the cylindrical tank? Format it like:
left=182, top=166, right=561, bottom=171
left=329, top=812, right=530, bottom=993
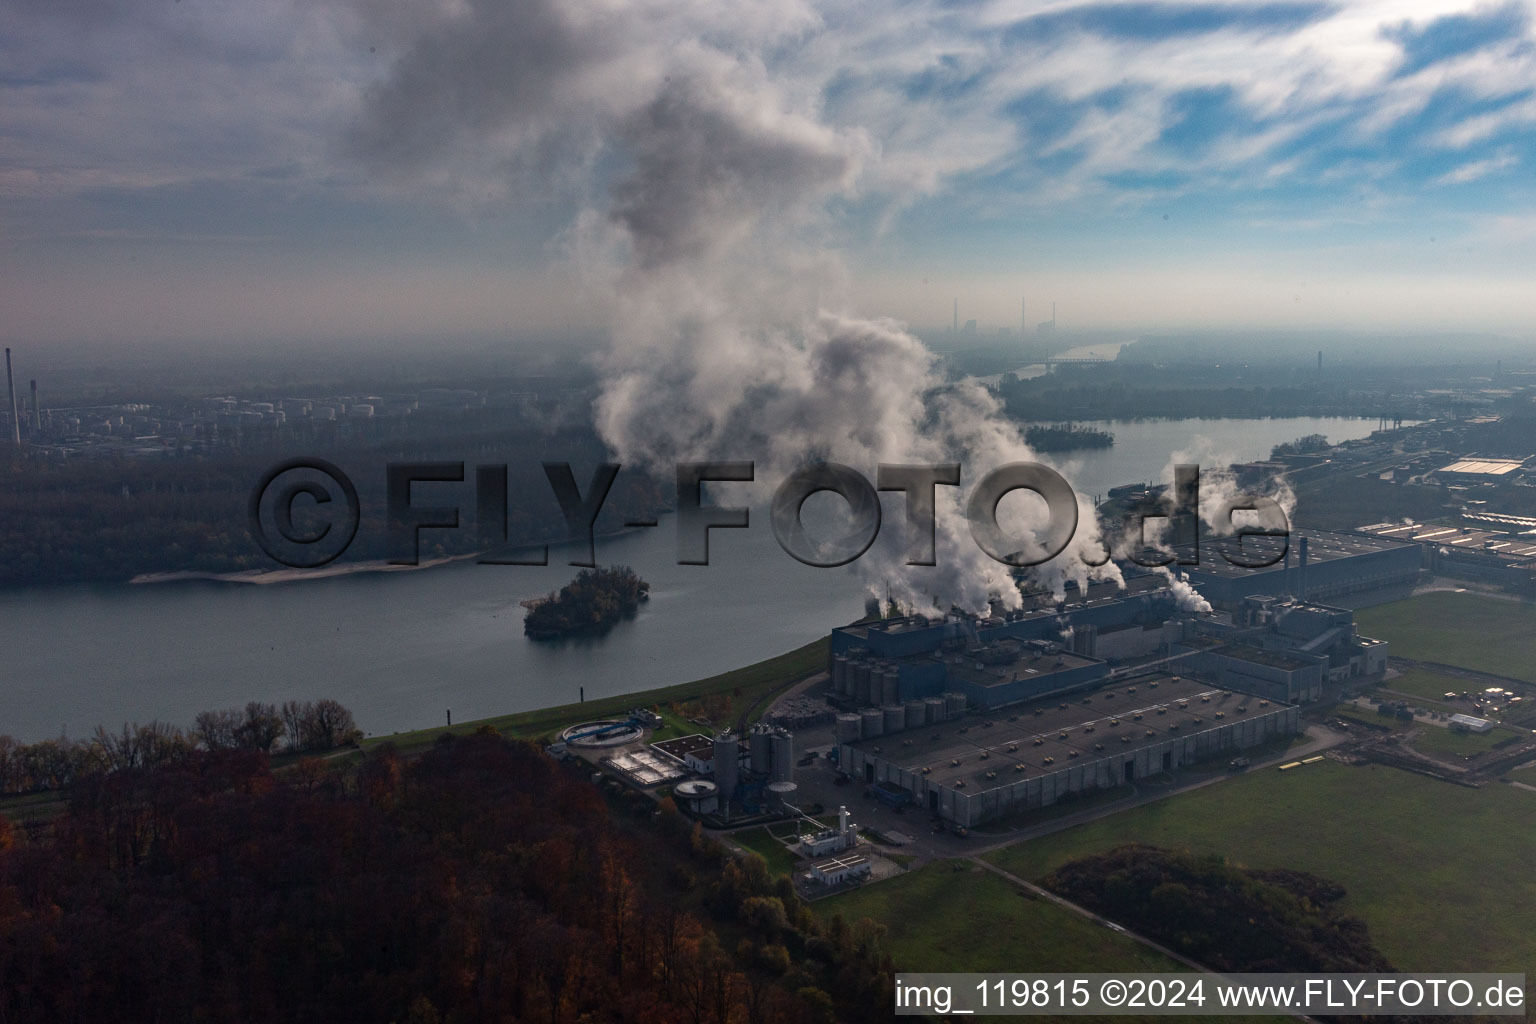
left=944, top=692, right=966, bottom=718
left=770, top=730, right=793, bottom=783
left=905, top=700, right=926, bottom=730
left=749, top=725, right=773, bottom=775
left=852, top=661, right=871, bottom=704
left=713, top=732, right=739, bottom=806
left=881, top=669, right=900, bottom=705
left=882, top=704, right=904, bottom=734
left=674, top=778, right=719, bottom=814
left=860, top=708, right=884, bottom=739
left=832, top=655, right=848, bottom=694
left=835, top=713, right=863, bottom=743
left=766, top=780, right=797, bottom=811
left=924, top=696, right=947, bottom=723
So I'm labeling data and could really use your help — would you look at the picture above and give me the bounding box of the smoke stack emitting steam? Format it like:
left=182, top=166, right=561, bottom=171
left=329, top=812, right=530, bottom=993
left=352, top=0, right=1123, bottom=611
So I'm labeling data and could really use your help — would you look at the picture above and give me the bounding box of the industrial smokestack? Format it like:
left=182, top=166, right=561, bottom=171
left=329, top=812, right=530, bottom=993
left=29, top=380, right=38, bottom=433
left=4, top=349, right=18, bottom=447
left=1298, top=535, right=1309, bottom=600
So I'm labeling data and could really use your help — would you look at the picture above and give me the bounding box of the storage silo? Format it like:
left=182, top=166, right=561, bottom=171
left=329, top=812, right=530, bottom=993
left=880, top=669, right=900, bottom=705
left=925, top=696, right=947, bottom=723
left=749, top=724, right=773, bottom=776
left=713, top=732, right=739, bottom=807
left=835, top=713, right=863, bottom=743
left=852, top=661, right=871, bottom=704
left=882, top=704, right=905, bottom=734
left=905, top=700, right=926, bottom=730
left=770, top=730, right=794, bottom=783
left=766, top=780, right=798, bottom=811
left=944, top=692, right=966, bottom=718
left=860, top=708, right=884, bottom=739
left=832, top=655, right=849, bottom=695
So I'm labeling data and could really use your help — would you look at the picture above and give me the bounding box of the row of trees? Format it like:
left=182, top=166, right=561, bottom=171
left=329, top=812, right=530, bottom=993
left=0, top=699, right=358, bottom=795
left=0, top=729, right=893, bottom=1023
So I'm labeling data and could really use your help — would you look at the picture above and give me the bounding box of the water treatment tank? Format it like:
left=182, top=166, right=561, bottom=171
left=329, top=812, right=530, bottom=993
left=766, top=780, right=798, bottom=811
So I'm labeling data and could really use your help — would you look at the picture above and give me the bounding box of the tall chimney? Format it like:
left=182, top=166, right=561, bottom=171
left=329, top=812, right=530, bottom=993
left=1298, top=535, right=1309, bottom=600
left=4, top=349, right=18, bottom=447
left=29, top=379, right=38, bottom=432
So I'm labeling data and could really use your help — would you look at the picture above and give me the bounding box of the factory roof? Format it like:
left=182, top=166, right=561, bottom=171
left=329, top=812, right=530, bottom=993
left=1184, top=528, right=1413, bottom=580
left=1209, top=643, right=1316, bottom=671
left=848, top=674, right=1283, bottom=792
left=653, top=733, right=718, bottom=761
left=1437, top=458, right=1526, bottom=477
left=1362, top=522, right=1536, bottom=561
left=944, top=648, right=1100, bottom=688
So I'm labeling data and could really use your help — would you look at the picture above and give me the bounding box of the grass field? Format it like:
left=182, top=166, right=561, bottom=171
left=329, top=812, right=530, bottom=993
left=364, top=636, right=828, bottom=754
left=820, top=861, right=1181, bottom=973
left=728, top=827, right=801, bottom=878
left=1381, top=666, right=1478, bottom=703
left=1357, top=592, right=1536, bottom=682
left=1408, top=723, right=1507, bottom=758
left=819, top=863, right=1263, bottom=1024
left=985, top=761, right=1536, bottom=974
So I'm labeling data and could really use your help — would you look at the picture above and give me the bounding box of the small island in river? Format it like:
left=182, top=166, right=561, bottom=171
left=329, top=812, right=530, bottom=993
left=1024, top=422, right=1115, bottom=452
left=522, top=565, right=651, bottom=640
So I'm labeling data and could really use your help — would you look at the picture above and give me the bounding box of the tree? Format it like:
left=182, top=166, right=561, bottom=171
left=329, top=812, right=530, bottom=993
left=236, top=701, right=285, bottom=751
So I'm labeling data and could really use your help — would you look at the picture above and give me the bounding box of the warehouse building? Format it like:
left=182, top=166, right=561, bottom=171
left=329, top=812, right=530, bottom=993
left=838, top=673, right=1298, bottom=827
left=1183, top=530, right=1420, bottom=606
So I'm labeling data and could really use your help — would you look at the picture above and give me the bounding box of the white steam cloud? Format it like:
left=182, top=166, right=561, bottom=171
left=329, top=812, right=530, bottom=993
left=350, top=0, right=1123, bottom=611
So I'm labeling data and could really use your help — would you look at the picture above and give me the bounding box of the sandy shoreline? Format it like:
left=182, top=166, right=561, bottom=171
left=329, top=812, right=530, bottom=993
left=129, top=552, right=478, bottom=586
left=128, top=519, right=667, bottom=587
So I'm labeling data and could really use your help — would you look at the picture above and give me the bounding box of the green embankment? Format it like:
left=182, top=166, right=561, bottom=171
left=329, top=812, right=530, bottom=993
left=365, top=636, right=828, bottom=753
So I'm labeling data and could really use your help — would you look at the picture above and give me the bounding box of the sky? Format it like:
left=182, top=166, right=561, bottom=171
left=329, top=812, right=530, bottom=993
left=1, top=0, right=1534, bottom=348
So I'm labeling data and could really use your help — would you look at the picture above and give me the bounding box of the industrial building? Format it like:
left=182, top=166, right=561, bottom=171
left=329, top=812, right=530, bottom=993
left=1360, top=520, right=1536, bottom=594
left=650, top=725, right=794, bottom=817
left=838, top=673, right=1298, bottom=827
left=807, top=854, right=871, bottom=887
left=1182, top=530, right=1420, bottom=606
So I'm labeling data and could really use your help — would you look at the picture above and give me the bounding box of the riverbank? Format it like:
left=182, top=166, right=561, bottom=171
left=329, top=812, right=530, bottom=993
left=362, top=634, right=830, bottom=756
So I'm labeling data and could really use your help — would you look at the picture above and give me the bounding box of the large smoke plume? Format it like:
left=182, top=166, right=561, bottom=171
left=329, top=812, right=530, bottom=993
left=350, top=0, right=1122, bottom=611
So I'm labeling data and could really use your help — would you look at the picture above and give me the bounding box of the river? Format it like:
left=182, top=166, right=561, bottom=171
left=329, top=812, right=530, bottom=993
left=0, top=415, right=1384, bottom=742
